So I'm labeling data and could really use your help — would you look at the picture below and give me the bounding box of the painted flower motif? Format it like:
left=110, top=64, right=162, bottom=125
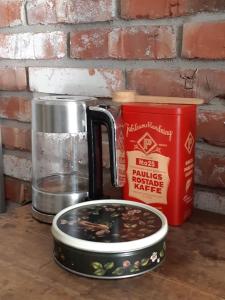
left=123, top=260, right=131, bottom=269
left=150, top=252, right=158, bottom=262
left=134, top=260, right=140, bottom=268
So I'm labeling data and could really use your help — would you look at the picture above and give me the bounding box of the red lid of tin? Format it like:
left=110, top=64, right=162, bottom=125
left=122, top=103, right=196, bottom=115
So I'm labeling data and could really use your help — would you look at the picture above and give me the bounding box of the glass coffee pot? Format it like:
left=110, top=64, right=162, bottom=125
left=32, top=96, right=124, bottom=223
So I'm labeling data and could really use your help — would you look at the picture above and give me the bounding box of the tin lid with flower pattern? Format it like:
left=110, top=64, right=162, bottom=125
left=52, top=200, right=168, bottom=253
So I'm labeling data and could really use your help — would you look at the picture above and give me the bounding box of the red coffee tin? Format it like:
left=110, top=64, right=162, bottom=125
left=122, top=103, right=196, bottom=226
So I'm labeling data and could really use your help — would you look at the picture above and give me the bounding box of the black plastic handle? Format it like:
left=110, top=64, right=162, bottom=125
left=87, top=106, right=117, bottom=200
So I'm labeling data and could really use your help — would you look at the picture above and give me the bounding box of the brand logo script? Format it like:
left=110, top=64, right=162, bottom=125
left=126, top=122, right=173, bottom=141
left=137, top=132, right=157, bottom=154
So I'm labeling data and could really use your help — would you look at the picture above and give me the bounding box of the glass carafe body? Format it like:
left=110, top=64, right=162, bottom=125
left=32, top=96, right=96, bottom=216
left=32, top=131, right=88, bottom=194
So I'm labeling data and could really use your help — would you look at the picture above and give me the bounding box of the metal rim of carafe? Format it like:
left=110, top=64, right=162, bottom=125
left=33, top=95, right=97, bottom=103
left=32, top=206, right=55, bottom=224
left=32, top=95, right=97, bottom=133
left=32, top=185, right=88, bottom=214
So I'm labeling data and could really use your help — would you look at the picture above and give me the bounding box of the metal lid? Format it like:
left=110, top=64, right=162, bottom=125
left=32, top=95, right=97, bottom=133
left=52, top=199, right=168, bottom=253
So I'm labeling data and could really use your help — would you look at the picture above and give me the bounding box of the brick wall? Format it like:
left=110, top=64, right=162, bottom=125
left=0, top=0, right=224, bottom=212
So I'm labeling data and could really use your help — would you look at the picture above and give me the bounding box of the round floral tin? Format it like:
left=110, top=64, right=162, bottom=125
left=51, top=199, right=168, bottom=279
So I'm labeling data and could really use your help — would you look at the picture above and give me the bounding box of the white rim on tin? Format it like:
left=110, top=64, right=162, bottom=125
left=51, top=200, right=168, bottom=254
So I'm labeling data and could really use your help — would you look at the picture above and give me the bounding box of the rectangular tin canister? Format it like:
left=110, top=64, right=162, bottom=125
left=121, top=103, right=196, bottom=226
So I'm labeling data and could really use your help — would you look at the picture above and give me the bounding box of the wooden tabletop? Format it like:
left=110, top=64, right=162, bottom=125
left=0, top=205, right=224, bottom=300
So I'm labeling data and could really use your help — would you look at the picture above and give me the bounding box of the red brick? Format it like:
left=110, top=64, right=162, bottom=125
left=110, top=26, right=176, bottom=59
left=1, top=126, right=31, bottom=151
left=0, top=68, right=27, bottom=91
left=0, top=32, right=66, bottom=59
left=5, top=176, right=31, bottom=205
left=27, top=0, right=113, bottom=25
left=70, top=29, right=110, bottom=59
left=195, top=69, right=225, bottom=101
left=0, top=0, right=23, bottom=28
left=195, top=143, right=225, bottom=188
left=0, top=96, right=31, bottom=122
left=127, top=69, right=196, bottom=98
left=182, top=21, right=225, bottom=59
left=127, top=69, right=225, bottom=102
left=197, top=106, right=225, bottom=147
left=121, top=0, right=183, bottom=19
left=121, top=0, right=225, bottom=19
left=71, top=26, right=176, bottom=60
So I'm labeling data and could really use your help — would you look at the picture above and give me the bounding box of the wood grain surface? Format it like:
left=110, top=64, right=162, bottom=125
left=0, top=205, right=224, bottom=300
